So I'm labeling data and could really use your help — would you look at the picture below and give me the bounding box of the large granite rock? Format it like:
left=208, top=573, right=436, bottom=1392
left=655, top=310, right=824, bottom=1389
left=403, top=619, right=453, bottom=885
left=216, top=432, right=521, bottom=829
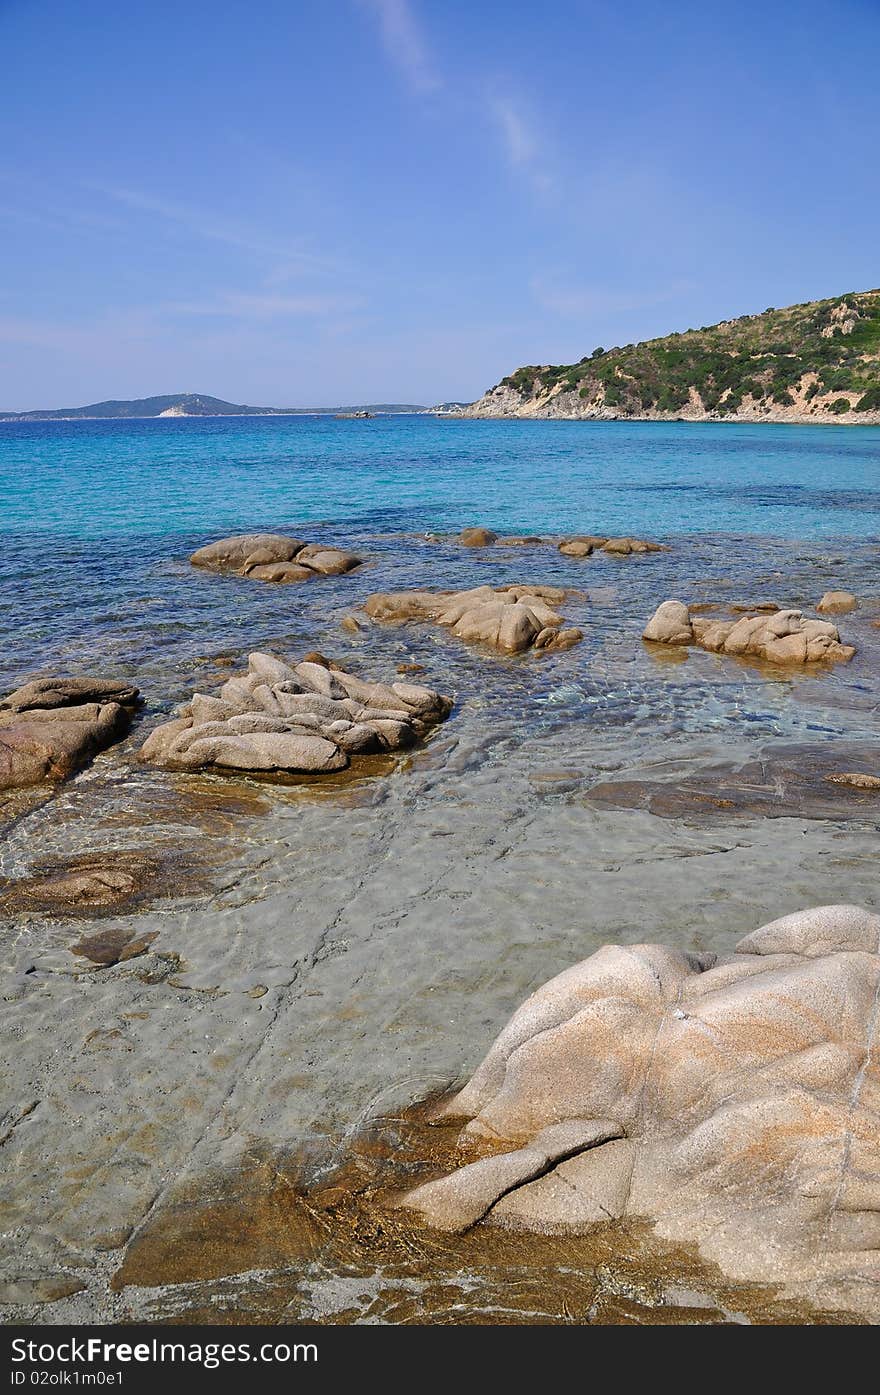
left=817, top=591, right=858, bottom=615
left=140, top=651, right=452, bottom=776
left=365, top=584, right=583, bottom=655
left=643, top=601, right=856, bottom=665
left=398, top=904, right=880, bottom=1319
left=0, top=678, right=140, bottom=790
left=190, top=533, right=362, bottom=582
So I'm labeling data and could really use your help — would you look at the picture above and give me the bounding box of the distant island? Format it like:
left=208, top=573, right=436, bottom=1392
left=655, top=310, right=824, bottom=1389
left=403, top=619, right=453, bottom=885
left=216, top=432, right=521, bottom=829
left=465, top=289, right=880, bottom=423
left=0, top=393, right=427, bottom=422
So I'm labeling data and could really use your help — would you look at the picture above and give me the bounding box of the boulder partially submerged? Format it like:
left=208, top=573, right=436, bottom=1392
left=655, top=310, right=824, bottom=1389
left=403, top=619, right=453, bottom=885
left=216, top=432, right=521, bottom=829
left=0, top=677, right=140, bottom=790
left=643, top=600, right=856, bottom=665
left=817, top=590, right=858, bottom=615
left=458, top=527, right=498, bottom=547
left=365, top=584, right=583, bottom=655
left=559, top=536, right=666, bottom=558
left=140, top=651, right=452, bottom=776
left=190, top=533, right=362, bottom=582
left=398, top=904, right=880, bottom=1319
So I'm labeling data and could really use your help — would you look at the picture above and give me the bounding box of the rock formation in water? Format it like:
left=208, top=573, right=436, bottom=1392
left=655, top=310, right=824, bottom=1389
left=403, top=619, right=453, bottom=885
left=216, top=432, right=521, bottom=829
left=452, top=528, right=664, bottom=555
left=559, top=536, right=666, bottom=557
left=398, top=904, right=880, bottom=1320
left=0, top=677, right=140, bottom=790
left=643, top=601, right=856, bottom=664
left=458, top=527, right=498, bottom=547
left=365, top=584, right=583, bottom=654
left=190, top=533, right=362, bottom=582
left=140, top=651, right=452, bottom=776
left=817, top=591, right=858, bottom=615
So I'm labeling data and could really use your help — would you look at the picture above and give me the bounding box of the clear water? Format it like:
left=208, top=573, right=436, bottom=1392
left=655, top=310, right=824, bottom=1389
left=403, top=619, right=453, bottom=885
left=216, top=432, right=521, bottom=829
left=2, top=418, right=880, bottom=1326
left=3, top=414, right=880, bottom=538
left=2, top=415, right=878, bottom=728
left=1, top=412, right=880, bottom=730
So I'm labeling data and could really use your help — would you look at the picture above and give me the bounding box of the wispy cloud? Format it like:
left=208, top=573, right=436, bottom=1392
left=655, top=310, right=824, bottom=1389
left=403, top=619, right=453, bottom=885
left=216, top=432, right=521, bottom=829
left=164, top=291, right=366, bottom=319
left=357, top=0, right=441, bottom=94
left=91, top=184, right=331, bottom=270
left=489, top=96, right=539, bottom=166
left=487, top=92, right=554, bottom=194
left=0, top=310, right=154, bottom=354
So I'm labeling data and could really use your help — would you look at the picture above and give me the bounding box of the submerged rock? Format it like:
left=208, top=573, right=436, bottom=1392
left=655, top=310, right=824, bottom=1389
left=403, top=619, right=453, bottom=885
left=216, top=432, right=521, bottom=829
left=140, top=651, right=452, bottom=777
left=600, top=537, right=666, bottom=555
left=190, top=532, right=362, bottom=582
left=365, top=584, right=583, bottom=655
left=398, top=904, right=880, bottom=1319
left=0, top=677, right=140, bottom=790
left=642, top=601, right=856, bottom=665
left=825, top=771, right=880, bottom=790
left=583, top=742, right=880, bottom=821
left=459, top=527, right=498, bottom=547
left=559, top=536, right=605, bottom=557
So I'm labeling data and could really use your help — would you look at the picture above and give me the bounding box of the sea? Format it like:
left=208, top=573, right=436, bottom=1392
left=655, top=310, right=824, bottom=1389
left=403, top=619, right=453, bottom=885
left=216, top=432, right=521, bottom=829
left=2, top=413, right=879, bottom=1322
left=2, top=413, right=879, bottom=696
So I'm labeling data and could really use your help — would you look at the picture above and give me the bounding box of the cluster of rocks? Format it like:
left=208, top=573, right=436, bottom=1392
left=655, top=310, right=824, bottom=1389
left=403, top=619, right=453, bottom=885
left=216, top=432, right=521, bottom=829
left=455, top=527, right=665, bottom=557
left=399, top=904, right=880, bottom=1320
left=190, top=533, right=362, bottom=583
left=0, top=677, right=140, bottom=790
left=643, top=600, right=855, bottom=665
left=365, top=584, right=583, bottom=654
left=456, top=528, right=544, bottom=547
left=140, top=651, right=452, bottom=776
left=558, top=535, right=666, bottom=557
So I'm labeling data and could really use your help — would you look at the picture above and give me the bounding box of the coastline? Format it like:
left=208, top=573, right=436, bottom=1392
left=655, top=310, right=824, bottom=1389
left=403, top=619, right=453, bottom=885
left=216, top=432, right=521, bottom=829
left=459, top=404, right=880, bottom=426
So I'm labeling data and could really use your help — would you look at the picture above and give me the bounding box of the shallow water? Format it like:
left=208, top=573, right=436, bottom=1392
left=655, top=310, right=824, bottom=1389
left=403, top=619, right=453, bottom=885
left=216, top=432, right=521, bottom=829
left=1, top=416, right=878, bottom=1324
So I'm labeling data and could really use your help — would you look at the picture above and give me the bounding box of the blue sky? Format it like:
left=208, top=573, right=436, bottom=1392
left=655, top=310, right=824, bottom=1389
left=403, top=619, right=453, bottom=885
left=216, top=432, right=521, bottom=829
left=1, top=0, right=879, bottom=409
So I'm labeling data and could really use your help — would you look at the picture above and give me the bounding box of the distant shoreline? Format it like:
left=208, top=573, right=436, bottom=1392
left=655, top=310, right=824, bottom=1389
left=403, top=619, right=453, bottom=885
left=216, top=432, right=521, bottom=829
left=0, top=410, right=430, bottom=424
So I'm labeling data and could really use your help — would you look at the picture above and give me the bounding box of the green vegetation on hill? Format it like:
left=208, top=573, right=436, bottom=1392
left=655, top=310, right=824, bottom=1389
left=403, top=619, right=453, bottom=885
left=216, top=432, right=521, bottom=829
left=496, top=290, right=880, bottom=416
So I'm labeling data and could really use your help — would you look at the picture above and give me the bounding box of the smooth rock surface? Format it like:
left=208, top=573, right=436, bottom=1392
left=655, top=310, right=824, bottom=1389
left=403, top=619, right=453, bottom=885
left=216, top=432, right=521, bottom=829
left=642, top=600, right=693, bottom=645
left=459, top=527, right=498, bottom=547
left=140, top=651, right=452, bottom=776
left=601, top=537, right=666, bottom=555
left=643, top=601, right=856, bottom=665
left=410, top=904, right=880, bottom=1318
left=190, top=533, right=362, bottom=582
left=402, top=1119, right=623, bottom=1231
left=365, top=584, right=583, bottom=654
left=558, top=536, right=665, bottom=558
left=0, top=678, right=140, bottom=790
left=817, top=590, right=858, bottom=615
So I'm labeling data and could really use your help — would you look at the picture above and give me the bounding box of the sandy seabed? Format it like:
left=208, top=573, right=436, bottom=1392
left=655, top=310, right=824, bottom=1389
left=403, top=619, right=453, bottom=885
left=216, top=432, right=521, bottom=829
left=1, top=531, right=878, bottom=1324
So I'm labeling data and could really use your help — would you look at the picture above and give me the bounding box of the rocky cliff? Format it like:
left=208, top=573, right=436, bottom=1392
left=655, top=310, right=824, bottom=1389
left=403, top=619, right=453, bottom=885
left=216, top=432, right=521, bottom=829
left=466, top=290, right=880, bottom=424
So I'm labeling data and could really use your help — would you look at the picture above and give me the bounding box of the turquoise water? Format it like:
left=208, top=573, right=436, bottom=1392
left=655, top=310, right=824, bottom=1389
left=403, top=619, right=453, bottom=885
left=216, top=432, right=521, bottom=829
left=2, top=415, right=878, bottom=741
left=3, top=414, right=880, bottom=538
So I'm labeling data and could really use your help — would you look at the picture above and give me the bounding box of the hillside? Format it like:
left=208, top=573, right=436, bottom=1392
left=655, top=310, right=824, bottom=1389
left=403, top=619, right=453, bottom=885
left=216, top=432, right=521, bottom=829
left=0, top=394, right=426, bottom=421
left=466, top=290, right=880, bottom=423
